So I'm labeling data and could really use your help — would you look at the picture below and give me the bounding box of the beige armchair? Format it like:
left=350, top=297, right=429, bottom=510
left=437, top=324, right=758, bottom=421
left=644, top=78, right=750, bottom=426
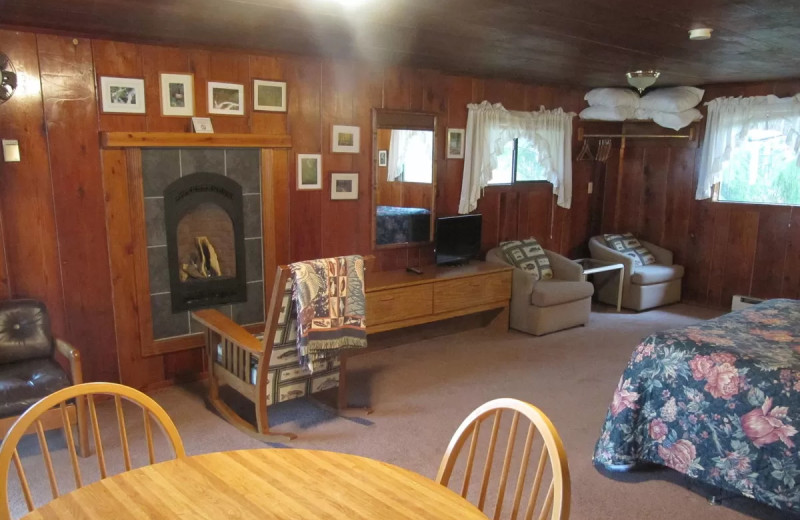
left=487, top=247, right=593, bottom=336
left=588, top=236, right=684, bottom=311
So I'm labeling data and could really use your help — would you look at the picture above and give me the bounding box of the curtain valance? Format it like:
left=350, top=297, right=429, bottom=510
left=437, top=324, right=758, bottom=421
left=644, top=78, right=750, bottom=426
left=458, top=101, right=575, bottom=213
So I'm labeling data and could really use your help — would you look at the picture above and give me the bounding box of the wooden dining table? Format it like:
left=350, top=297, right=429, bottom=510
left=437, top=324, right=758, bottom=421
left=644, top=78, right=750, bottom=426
left=22, top=448, right=488, bottom=519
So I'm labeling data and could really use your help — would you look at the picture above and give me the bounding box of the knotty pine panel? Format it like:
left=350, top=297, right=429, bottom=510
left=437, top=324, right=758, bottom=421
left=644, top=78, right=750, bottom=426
left=0, top=30, right=67, bottom=337
left=781, top=209, right=800, bottom=300
left=353, top=66, right=383, bottom=257
left=249, top=55, right=287, bottom=135
left=320, top=59, right=357, bottom=258
left=140, top=45, right=192, bottom=133
left=286, top=56, right=322, bottom=262
left=706, top=205, right=732, bottom=309
left=92, top=40, right=146, bottom=132
left=750, top=206, right=791, bottom=300
left=38, top=34, right=119, bottom=382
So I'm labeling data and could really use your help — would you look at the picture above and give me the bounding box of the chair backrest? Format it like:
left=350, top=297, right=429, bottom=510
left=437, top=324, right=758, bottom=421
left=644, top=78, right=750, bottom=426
left=0, top=300, right=53, bottom=365
left=0, top=382, right=185, bottom=519
left=436, top=398, right=570, bottom=520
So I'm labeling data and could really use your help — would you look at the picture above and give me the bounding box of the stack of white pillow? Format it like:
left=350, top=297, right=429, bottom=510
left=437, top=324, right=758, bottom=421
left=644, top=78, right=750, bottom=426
left=579, top=86, right=704, bottom=130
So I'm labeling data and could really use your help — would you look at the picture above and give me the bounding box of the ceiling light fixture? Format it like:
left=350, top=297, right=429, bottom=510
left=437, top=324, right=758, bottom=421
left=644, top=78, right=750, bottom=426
left=689, top=28, right=713, bottom=40
left=626, top=70, right=660, bottom=94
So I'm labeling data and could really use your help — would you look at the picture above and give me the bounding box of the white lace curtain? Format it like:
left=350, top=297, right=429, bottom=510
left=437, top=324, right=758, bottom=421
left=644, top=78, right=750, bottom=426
left=458, top=101, right=575, bottom=213
left=697, top=94, right=800, bottom=199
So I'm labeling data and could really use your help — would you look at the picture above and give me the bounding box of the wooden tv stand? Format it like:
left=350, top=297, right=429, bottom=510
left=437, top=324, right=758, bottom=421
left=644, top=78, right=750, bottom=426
left=366, top=261, right=512, bottom=334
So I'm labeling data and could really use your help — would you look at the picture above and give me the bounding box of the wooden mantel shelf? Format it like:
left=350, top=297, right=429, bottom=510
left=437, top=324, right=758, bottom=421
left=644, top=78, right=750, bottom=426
left=100, top=132, right=292, bottom=149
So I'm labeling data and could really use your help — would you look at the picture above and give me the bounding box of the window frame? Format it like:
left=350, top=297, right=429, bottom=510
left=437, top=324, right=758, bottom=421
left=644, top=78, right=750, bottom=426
left=487, top=137, right=550, bottom=186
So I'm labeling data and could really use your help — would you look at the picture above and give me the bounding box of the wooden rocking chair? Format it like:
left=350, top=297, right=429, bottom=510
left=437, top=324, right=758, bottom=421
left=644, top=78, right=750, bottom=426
left=192, top=256, right=373, bottom=441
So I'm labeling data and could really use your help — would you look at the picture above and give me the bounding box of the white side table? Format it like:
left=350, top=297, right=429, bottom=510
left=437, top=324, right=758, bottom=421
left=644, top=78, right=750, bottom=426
left=574, top=258, right=625, bottom=312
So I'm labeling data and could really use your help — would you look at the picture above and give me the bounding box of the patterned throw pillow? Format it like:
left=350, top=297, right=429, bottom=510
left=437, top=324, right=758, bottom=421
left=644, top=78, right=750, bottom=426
left=603, top=233, right=656, bottom=266
left=500, top=238, right=553, bottom=281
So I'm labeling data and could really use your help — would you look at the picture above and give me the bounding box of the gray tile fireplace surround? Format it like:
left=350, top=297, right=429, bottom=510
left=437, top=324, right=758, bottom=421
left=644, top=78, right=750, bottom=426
left=142, top=148, right=264, bottom=340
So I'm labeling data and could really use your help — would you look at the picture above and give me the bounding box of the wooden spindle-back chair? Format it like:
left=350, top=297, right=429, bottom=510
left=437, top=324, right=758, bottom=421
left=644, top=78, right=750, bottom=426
left=0, top=382, right=185, bottom=520
left=192, top=256, right=373, bottom=442
left=436, top=398, right=570, bottom=520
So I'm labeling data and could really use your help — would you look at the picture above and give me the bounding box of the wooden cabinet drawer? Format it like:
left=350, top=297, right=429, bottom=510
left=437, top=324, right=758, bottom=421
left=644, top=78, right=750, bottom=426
left=434, top=271, right=511, bottom=314
left=367, top=284, right=433, bottom=326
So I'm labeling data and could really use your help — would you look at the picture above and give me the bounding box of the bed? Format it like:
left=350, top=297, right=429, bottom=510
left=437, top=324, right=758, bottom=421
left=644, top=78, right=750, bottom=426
left=593, top=299, right=800, bottom=513
left=375, top=205, right=431, bottom=245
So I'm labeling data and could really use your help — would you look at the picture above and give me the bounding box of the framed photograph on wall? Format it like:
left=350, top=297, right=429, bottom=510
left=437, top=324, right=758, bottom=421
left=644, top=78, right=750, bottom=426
left=447, top=128, right=465, bottom=159
left=297, top=154, right=322, bottom=190
left=208, top=81, right=244, bottom=115
left=332, top=125, right=360, bottom=154
left=378, top=150, right=388, bottom=167
left=100, top=76, right=145, bottom=114
left=160, top=73, right=194, bottom=117
left=331, top=173, right=359, bottom=200
left=253, top=79, right=287, bottom=112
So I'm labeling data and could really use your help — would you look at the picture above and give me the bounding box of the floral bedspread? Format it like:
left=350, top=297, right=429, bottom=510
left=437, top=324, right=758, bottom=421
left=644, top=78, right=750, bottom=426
left=593, top=299, right=800, bottom=513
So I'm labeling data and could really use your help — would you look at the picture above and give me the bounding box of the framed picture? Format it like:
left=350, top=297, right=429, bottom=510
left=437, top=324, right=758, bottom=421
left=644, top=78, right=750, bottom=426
left=297, top=154, right=322, bottom=190
left=332, top=125, right=360, bottom=154
left=208, top=81, right=244, bottom=115
left=253, top=79, right=287, bottom=112
left=447, top=128, right=465, bottom=159
left=159, top=73, right=194, bottom=117
left=192, top=117, right=214, bottom=133
left=331, top=173, right=359, bottom=200
left=378, top=150, right=388, bottom=167
left=100, top=76, right=145, bottom=114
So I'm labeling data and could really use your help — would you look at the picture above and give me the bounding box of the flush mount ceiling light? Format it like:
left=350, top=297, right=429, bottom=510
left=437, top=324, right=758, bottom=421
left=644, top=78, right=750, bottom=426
left=626, top=70, right=660, bottom=94
left=689, top=27, right=713, bottom=40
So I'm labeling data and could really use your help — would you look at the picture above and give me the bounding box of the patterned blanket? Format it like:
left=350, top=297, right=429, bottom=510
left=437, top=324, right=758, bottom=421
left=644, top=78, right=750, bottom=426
left=289, top=256, right=367, bottom=372
left=593, top=299, right=800, bottom=513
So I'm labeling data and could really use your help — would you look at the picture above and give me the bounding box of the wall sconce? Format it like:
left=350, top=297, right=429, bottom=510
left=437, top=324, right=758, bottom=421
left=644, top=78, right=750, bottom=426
left=626, top=70, right=660, bottom=94
left=0, top=53, right=18, bottom=104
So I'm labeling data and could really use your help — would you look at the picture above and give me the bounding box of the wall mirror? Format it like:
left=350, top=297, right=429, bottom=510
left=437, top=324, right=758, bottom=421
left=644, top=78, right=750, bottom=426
left=372, top=109, right=437, bottom=248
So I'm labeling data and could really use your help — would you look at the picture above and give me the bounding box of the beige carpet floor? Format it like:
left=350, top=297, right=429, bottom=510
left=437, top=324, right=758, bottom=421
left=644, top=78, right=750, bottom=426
left=8, top=303, right=799, bottom=519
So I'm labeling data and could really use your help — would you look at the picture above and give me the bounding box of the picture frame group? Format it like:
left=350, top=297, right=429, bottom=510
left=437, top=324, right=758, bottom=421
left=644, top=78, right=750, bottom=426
left=99, top=74, right=288, bottom=119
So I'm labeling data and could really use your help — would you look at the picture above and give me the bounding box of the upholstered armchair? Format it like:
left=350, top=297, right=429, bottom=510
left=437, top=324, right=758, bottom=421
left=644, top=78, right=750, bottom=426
left=588, top=236, right=684, bottom=311
left=0, top=299, right=87, bottom=455
left=486, top=247, right=593, bottom=336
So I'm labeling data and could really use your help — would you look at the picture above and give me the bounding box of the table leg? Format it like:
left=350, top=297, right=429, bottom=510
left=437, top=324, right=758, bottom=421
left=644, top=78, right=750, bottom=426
left=616, top=266, right=624, bottom=312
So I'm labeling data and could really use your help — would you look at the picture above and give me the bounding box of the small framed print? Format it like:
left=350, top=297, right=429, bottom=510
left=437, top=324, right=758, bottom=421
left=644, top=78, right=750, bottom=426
left=378, top=150, right=388, bottom=167
left=192, top=117, right=214, bottom=133
left=331, top=173, right=359, bottom=200
left=253, top=79, right=287, bottom=112
left=160, top=73, right=194, bottom=117
left=208, top=81, right=244, bottom=115
left=297, top=154, right=322, bottom=190
left=447, top=128, right=465, bottom=159
left=100, top=76, right=145, bottom=114
left=332, top=125, right=360, bottom=154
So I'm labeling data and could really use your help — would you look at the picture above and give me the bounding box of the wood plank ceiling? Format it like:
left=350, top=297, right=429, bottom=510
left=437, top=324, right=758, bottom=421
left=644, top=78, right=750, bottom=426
left=2, top=0, right=799, bottom=86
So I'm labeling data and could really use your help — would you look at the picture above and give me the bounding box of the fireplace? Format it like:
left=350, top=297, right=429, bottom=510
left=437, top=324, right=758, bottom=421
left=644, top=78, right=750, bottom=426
left=164, top=172, right=247, bottom=311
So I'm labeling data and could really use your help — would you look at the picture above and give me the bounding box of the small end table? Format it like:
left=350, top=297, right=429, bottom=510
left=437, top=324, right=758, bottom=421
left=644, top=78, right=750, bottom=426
left=574, top=258, right=625, bottom=312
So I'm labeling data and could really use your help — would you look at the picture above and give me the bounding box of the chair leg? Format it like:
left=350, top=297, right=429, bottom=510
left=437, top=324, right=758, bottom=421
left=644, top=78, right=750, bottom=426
left=76, top=394, right=89, bottom=457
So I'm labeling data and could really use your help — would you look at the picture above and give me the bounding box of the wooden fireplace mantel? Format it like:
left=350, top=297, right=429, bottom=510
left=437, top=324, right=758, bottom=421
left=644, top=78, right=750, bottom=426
left=100, top=132, right=292, bottom=149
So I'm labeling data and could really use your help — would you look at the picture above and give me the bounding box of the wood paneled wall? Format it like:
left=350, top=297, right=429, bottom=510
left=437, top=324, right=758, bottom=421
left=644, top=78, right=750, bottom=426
left=600, top=79, right=800, bottom=309
left=0, top=28, right=590, bottom=389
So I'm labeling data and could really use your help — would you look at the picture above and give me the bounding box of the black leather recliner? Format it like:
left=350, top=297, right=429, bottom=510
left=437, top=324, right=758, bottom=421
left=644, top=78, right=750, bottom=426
left=0, top=299, right=85, bottom=453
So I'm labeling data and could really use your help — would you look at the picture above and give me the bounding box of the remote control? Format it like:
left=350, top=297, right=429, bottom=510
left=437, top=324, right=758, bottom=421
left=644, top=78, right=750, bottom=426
left=406, top=267, right=423, bottom=275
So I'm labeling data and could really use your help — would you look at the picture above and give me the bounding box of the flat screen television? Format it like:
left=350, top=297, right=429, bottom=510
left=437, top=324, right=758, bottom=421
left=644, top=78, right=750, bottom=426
left=435, top=214, right=482, bottom=265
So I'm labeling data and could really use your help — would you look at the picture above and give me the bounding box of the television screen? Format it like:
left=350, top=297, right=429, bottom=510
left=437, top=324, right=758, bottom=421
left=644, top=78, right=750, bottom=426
left=435, top=214, right=482, bottom=265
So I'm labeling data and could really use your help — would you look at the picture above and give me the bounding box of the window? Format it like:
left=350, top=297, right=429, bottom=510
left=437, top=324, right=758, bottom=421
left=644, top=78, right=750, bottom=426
left=696, top=94, right=800, bottom=203
left=488, top=137, right=550, bottom=185
left=716, top=128, right=800, bottom=205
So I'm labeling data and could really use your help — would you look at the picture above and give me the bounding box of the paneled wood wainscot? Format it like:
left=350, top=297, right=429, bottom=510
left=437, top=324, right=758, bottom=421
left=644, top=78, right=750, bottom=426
left=366, top=262, right=512, bottom=333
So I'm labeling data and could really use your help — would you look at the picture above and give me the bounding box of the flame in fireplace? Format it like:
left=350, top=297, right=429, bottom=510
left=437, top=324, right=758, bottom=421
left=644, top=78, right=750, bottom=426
left=179, top=236, right=222, bottom=281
